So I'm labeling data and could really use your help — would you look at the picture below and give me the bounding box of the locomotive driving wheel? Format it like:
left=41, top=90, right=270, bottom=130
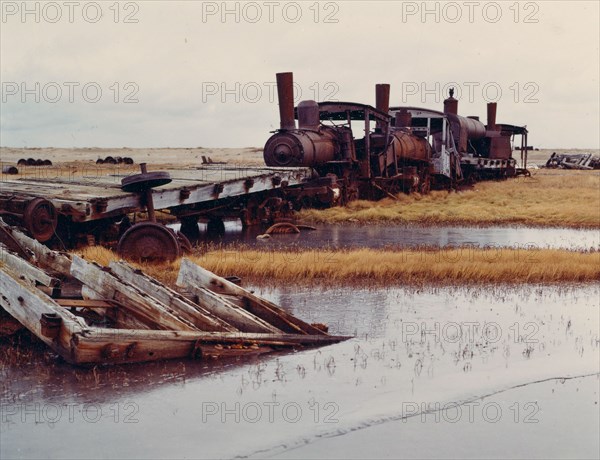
left=117, top=222, right=180, bottom=262
left=23, top=198, right=58, bottom=243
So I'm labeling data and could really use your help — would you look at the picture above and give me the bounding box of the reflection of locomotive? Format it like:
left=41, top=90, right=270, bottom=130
left=264, top=72, right=529, bottom=204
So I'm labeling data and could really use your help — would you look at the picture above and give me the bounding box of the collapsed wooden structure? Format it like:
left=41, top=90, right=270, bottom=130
left=0, top=221, right=348, bottom=365
left=544, top=152, right=600, bottom=170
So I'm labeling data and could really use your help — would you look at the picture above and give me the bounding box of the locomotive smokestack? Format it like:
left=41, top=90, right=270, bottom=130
left=375, top=84, right=390, bottom=131
left=443, top=87, right=458, bottom=115
left=375, top=84, right=390, bottom=114
left=487, top=102, right=497, bottom=130
left=276, top=72, right=296, bottom=130
left=395, top=109, right=412, bottom=128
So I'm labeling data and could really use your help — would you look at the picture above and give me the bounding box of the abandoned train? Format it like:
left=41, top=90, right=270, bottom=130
left=0, top=71, right=530, bottom=259
left=263, top=72, right=529, bottom=205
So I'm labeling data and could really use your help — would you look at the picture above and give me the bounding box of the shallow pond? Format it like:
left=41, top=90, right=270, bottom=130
left=172, top=222, right=600, bottom=251
left=1, top=284, right=598, bottom=459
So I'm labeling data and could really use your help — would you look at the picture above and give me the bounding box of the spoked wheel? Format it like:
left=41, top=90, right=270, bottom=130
left=23, top=198, right=58, bottom=243
left=117, top=222, right=180, bottom=262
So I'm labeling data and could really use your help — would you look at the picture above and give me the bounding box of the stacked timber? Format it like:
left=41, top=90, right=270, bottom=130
left=0, top=221, right=348, bottom=365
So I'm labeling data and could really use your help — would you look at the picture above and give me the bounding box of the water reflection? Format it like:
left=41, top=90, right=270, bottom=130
left=2, top=284, right=598, bottom=459
left=171, top=221, right=600, bottom=251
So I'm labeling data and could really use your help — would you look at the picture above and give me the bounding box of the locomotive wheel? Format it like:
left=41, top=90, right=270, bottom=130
left=176, top=231, right=193, bottom=254
left=206, top=218, right=226, bottom=238
left=419, top=171, right=431, bottom=194
left=121, top=171, right=172, bottom=193
left=23, top=198, right=58, bottom=243
left=179, top=217, right=201, bottom=242
left=117, top=222, right=180, bottom=262
left=265, top=222, right=300, bottom=234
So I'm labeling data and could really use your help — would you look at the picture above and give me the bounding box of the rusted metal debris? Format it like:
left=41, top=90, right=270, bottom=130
left=2, top=166, right=18, bottom=175
left=96, top=155, right=134, bottom=165
left=544, top=152, right=600, bottom=170
left=201, top=156, right=226, bottom=165
left=0, top=222, right=349, bottom=364
left=17, top=158, right=52, bottom=166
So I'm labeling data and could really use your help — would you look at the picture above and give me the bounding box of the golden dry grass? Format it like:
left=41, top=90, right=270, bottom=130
left=77, top=245, right=600, bottom=287
left=300, top=170, right=600, bottom=228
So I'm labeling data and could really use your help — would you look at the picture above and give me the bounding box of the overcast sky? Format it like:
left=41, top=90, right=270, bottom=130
left=1, top=0, right=598, bottom=149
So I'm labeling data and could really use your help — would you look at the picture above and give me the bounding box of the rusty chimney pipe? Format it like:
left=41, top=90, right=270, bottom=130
left=375, top=84, right=390, bottom=114
left=395, top=109, right=412, bottom=128
left=443, top=88, right=458, bottom=115
left=276, top=72, right=296, bottom=130
left=487, top=102, right=497, bottom=130
left=375, top=84, right=390, bottom=131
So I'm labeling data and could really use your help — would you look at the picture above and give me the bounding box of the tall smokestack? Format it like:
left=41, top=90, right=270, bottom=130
left=375, top=84, right=390, bottom=131
left=375, top=84, right=390, bottom=114
left=443, top=87, right=458, bottom=115
left=276, top=72, right=296, bottom=130
left=487, top=102, right=497, bottom=130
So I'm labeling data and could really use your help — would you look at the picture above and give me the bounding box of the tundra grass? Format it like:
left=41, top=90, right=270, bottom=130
left=78, top=245, right=600, bottom=287
left=299, top=170, right=600, bottom=228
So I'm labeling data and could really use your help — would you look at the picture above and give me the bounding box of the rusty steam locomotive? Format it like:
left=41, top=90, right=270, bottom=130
left=263, top=72, right=529, bottom=205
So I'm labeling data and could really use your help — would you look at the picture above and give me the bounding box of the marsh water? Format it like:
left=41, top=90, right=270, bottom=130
left=172, top=222, right=600, bottom=251
left=2, top=284, right=599, bottom=459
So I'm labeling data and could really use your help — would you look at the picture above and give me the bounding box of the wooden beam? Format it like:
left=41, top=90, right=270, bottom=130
left=109, top=261, right=237, bottom=333
left=185, top=284, right=282, bottom=334
left=4, top=225, right=72, bottom=274
left=0, top=264, right=87, bottom=360
left=177, top=258, right=327, bottom=335
left=0, top=244, right=60, bottom=287
left=55, top=299, right=116, bottom=309
left=70, top=256, right=199, bottom=332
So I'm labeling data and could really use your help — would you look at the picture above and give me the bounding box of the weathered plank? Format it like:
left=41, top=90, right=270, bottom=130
left=69, top=327, right=348, bottom=364
left=4, top=224, right=72, bottom=274
left=70, top=256, right=199, bottom=332
left=177, top=258, right=326, bottom=335
left=0, top=244, right=60, bottom=287
left=79, top=328, right=349, bottom=345
left=0, top=264, right=87, bottom=360
left=185, top=284, right=282, bottom=334
left=71, top=334, right=274, bottom=364
left=55, top=299, right=116, bottom=309
left=109, top=261, right=237, bottom=333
